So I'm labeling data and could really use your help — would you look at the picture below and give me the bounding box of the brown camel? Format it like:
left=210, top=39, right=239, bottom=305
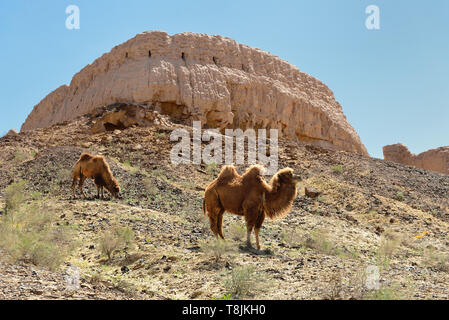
left=202, top=165, right=301, bottom=250
left=71, top=153, right=121, bottom=199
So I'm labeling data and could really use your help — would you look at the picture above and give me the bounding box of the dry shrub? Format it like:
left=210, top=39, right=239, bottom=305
left=376, top=229, right=401, bottom=269
left=280, top=228, right=304, bottom=248
left=144, top=177, right=158, bottom=197
left=325, top=270, right=344, bottom=300
left=304, top=228, right=339, bottom=256
left=200, top=238, right=235, bottom=262
left=228, top=221, right=246, bottom=242
left=4, top=180, right=27, bottom=214
left=364, top=284, right=404, bottom=300
left=98, top=225, right=135, bottom=261
left=0, top=199, right=76, bottom=271
left=224, top=265, right=257, bottom=299
left=12, top=149, right=34, bottom=164
left=422, top=246, right=449, bottom=273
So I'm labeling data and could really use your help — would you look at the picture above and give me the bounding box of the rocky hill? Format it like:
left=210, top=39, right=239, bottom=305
left=21, top=31, right=368, bottom=156
left=1, top=110, right=448, bottom=300
left=384, top=143, right=449, bottom=175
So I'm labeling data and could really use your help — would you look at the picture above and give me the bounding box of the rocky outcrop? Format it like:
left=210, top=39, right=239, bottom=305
left=383, top=143, right=449, bottom=175
left=5, top=129, right=18, bottom=137
left=21, top=31, right=368, bottom=156
left=90, top=103, right=171, bottom=133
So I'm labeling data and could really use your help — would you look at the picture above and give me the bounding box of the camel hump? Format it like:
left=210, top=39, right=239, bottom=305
left=79, top=153, right=93, bottom=161
left=244, top=164, right=265, bottom=177
left=217, top=165, right=238, bottom=181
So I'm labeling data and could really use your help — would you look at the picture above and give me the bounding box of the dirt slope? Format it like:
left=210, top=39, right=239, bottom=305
left=0, top=113, right=448, bottom=300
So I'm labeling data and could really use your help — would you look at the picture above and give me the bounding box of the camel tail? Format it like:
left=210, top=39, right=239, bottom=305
left=202, top=197, right=206, bottom=216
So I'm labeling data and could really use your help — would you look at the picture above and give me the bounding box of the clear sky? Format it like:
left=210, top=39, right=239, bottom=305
left=0, top=0, right=448, bottom=158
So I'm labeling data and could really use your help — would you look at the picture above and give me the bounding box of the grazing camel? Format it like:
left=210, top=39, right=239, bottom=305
left=71, top=153, right=121, bottom=199
left=203, top=165, right=301, bottom=250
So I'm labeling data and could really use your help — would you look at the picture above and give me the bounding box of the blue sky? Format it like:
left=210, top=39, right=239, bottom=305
left=0, top=0, right=448, bottom=158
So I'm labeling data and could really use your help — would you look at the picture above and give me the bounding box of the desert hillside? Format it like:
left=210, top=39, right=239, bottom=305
left=0, top=110, right=448, bottom=300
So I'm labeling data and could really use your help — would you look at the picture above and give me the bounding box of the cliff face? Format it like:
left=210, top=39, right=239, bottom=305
left=21, top=31, right=368, bottom=156
left=383, top=143, right=449, bottom=175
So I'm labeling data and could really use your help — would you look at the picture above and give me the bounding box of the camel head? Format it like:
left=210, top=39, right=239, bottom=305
left=106, top=179, right=121, bottom=199
left=276, top=168, right=302, bottom=185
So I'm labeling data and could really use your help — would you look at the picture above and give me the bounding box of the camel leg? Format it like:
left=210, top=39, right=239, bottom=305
left=208, top=209, right=220, bottom=238
left=96, top=185, right=100, bottom=199
left=101, top=186, right=104, bottom=199
left=71, top=178, right=78, bottom=198
left=78, top=175, right=88, bottom=199
left=244, top=211, right=254, bottom=248
left=254, top=209, right=265, bottom=250
left=217, top=209, right=225, bottom=239
left=246, top=225, right=254, bottom=248
left=243, top=205, right=257, bottom=248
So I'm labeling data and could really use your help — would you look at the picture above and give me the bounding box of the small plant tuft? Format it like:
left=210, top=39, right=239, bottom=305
left=224, top=265, right=257, bottom=299
left=200, top=238, right=235, bottom=262
left=98, top=225, right=135, bottom=261
left=332, top=165, right=344, bottom=174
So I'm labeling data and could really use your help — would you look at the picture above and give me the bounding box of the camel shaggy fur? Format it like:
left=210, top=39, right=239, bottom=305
left=203, top=165, right=301, bottom=250
left=71, top=153, right=121, bottom=199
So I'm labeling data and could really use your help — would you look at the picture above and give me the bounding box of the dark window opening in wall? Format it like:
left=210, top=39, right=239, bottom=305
left=125, top=52, right=128, bottom=58
left=181, top=52, right=185, bottom=60
left=242, top=64, right=245, bottom=71
left=148, top=50, right=152, bottom=57
left=213, top=56, right=217, bottom=65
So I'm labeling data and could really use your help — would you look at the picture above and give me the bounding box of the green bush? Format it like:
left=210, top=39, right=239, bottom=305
left=212, top=293, right=233, bottom=300
left=332, top=165, right=344, bottom=174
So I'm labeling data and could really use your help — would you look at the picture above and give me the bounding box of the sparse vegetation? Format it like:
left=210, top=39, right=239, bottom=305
left=205, top=162, right=218, bottom=175
left=376, top=230, right=401, bottom=270
left=123, top=160, right=139, bottom=174
left=332, top=165, right=344, bottom=174
left=4, top=180, right=27, bottom=214
left=144, top=177, right=159, bottom=196
left=364, top=284, right=404, bottom=300
left=228, top=222, right=246, bottom=242
left=212, top=293, right=233, bottom=300
left=98, top=225, right=135, bottom=261
left=200, top=238, right=235, bottom=262
left=303, top=228, right=340, bottom=256
left=12, top=149, right=34, bottom=164
left=224, top=265, right=256, bottom=299
left=0, top=197, right=76, bottom=271
left=422, top=246, right=449, bottom=273
left=280, top=228, right=303, bottom=248
left=154, top=132, right=166, bottom=138
left=396, top=191, right=404, bottom=202
left=324, top=270, right=344, bottom=300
